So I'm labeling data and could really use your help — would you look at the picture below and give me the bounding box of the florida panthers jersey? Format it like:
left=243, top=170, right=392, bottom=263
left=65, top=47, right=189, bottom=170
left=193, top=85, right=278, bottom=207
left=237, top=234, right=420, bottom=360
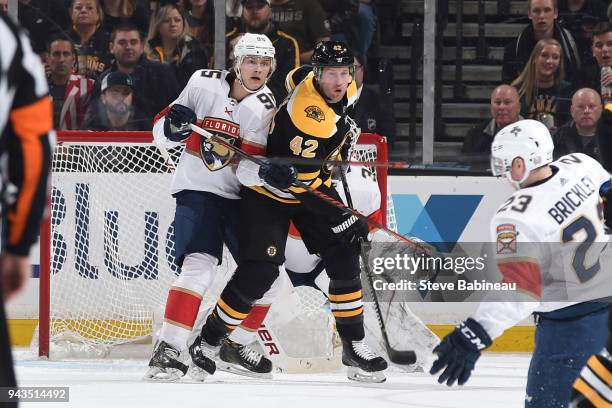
left=284, top=164, right=381, bottom=273
left=153, top=69, right=275, bottom=199
left=475, top=153, right=612, bottom=339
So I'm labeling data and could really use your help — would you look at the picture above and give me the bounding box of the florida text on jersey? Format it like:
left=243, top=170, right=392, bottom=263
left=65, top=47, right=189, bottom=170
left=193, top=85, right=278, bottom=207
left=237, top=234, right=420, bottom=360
left=250, top=71, right=359, bottom=203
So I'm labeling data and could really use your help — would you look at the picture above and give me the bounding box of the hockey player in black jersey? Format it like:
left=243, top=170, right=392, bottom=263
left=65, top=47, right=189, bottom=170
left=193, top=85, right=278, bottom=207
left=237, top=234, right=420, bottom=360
left=186, top=41, right=388, bottom=382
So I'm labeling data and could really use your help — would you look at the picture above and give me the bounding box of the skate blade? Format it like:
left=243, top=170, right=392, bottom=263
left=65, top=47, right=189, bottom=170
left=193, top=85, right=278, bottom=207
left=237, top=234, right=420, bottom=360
left=346, top=366, right=386, bottom=383
left=217, top=362, right=273, bottom=380
left=143, top=367, right=184, bottom=382
left=188, top=363, right=213, bottom=382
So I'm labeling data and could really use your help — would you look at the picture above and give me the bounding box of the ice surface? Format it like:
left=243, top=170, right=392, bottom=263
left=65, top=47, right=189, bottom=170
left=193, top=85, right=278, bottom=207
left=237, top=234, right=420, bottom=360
left=14, top=349, right=529, bottom=408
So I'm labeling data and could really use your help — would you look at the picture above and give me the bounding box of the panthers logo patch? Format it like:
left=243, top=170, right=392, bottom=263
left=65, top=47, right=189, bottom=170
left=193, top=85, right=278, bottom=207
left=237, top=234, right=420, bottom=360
left=198, top=118, right=240, bottom=171
left=305, top=105, right=325, bottom=122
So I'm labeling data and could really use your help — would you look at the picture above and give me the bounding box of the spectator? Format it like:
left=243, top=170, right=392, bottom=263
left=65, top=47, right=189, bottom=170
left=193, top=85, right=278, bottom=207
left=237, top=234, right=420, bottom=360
left=511, top=38, right=573, bottom=131
left=102, top=23, right=180, bottom=125
left=47, top=36, right=95, bottom=130
left=320, top=0, right=376, bottom=66
left=183, top=0, right=214, bottom=50
left=557, top=0, right=605, bottom=63
left=0, top=0, right=6, bottom=13
left=270, top=0, right=330, bottom=63
left=553, top=87, right=604, bottom=160
left=146, top=4, right=209, bottom=87
left=100, top=0, right=151, bottom=37
left=558, top=0, right=607, bottom=21
left=84, top=71, right=148, bottom=130
left=502, top=0, right=581, bottom=84
left=352, top=53, right=396, bottom=147
left=70, top=0, right=113, bottom=79
left=17, top=0, right=71, bottom=55
left=462, top=85, right=522, bottom=154
left=227, top=0, right=299, bottom=102
left=577, top=22, right=612, bottom=98
left=375, top=0, right=400, bottom=44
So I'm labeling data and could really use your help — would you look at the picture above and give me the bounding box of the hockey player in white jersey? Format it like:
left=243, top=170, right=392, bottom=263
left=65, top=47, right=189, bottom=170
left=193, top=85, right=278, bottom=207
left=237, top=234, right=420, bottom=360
left=430, top=119, right=612, bottom=407
left=144, top=33, right=278, bottom=381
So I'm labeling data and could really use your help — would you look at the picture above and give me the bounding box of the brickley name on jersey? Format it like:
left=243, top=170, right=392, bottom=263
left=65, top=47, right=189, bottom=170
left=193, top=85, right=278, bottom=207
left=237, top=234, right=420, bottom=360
left=547, top=175, right=597, bottom=225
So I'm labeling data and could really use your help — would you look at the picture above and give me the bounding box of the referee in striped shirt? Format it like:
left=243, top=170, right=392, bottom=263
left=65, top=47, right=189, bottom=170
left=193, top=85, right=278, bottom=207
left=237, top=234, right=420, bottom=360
left=0, top=12, right=53, bottom=401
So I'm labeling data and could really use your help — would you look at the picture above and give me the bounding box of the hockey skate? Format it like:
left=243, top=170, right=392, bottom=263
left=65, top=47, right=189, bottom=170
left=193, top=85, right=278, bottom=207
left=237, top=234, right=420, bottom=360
left=143, top=341, right=188, bottom=382
left=188, top=334, right=220, bottom=381
left=342, top=339, right=388, bottom=383
left=217, top=339, right=273, bottom=379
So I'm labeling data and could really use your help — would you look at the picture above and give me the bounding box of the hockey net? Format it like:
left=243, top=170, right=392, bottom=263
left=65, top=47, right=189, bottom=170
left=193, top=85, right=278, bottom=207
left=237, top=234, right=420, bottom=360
left=36, top=131, right=397, bottom=363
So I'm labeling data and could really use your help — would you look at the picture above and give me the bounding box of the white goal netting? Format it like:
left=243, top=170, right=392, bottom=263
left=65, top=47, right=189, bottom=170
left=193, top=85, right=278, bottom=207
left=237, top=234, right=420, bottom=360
left=37, top=132, right=396, bottom=363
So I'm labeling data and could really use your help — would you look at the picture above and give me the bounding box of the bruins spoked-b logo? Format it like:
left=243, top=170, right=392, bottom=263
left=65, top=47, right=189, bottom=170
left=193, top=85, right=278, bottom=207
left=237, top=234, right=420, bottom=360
left=266, top=245, right=277, bottom=257
left=199, top=118, right=240, bottom=171
left=305, top=105, right=325, bottom=122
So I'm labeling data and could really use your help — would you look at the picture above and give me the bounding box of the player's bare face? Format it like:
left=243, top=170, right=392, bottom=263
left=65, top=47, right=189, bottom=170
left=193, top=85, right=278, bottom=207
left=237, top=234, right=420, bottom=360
left=318, top=67, right=351, bottom=103
left=592, top=32, right=612, bottom=67
left=239, top=56, right=272, bottom=90
left=159, top=9, right=184, bottom=40
left=72, top=0, right=99, bottom=27
left=536, top=45, right=561, bottom=80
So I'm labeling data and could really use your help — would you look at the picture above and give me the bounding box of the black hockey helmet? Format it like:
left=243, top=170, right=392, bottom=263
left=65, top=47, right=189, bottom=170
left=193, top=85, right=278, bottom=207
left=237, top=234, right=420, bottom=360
left=311, top=41, right=355, bottom=80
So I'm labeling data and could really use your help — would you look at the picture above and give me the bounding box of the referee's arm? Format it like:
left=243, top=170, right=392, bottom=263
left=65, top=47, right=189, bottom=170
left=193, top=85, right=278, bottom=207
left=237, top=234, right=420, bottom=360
left=2, top=15, right=53, bottom=258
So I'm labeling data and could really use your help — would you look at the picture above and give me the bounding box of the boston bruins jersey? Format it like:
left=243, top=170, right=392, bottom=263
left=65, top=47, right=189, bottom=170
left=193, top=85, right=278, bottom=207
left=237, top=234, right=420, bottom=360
left=474, top=153, right=612, bottom=339
left=153, top=69, right=275, bottom=199
left=251, top=71, right=359, bottom=203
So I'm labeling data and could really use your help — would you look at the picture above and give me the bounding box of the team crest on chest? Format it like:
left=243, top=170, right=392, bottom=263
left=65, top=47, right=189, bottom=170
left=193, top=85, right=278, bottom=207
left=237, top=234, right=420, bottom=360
left=305, top=105, right=325, bottom=122
left=198, top=117, right=241, bottom=171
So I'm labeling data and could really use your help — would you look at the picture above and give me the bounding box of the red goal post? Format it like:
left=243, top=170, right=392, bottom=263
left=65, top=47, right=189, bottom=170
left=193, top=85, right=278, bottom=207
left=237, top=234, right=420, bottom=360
left=38, top=131, right=393, bottom=358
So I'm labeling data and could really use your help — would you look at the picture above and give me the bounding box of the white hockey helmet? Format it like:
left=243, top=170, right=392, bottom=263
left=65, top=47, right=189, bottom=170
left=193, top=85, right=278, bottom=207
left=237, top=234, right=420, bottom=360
left=233, top=33, right=276, bottom=93
left=490, top=119, right=554, bottom=187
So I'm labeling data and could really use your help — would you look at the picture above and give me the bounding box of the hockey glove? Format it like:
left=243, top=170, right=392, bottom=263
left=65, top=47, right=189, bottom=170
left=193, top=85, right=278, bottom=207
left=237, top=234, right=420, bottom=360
left=601, top=181, right=612, bottom=229
left=164, top=104, right=197, bottom=142
left=259, top=161, right=298, bottom=190
left=330, top=212, right=369, bottom=247
left=430, top=318, right=492, bottom=386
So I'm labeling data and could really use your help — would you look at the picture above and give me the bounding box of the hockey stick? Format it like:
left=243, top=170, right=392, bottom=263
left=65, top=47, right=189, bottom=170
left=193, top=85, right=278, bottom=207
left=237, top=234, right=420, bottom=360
left=153, top=140, right=177, bottom=171
left=258, top=156, right=411, bottom=169
left=188, top=123, right=431, bottom=255
left=338, top=167, right=417, bottom=365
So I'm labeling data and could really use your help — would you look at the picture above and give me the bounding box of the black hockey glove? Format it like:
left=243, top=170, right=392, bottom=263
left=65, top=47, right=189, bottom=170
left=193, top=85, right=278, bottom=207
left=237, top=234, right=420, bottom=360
left=164, top=104, right=197, bottom=142
left=602, top=183, right=612, bottom=229
left=330, top=212, right=369, bottom=247
left=259, top=161, right=298, bottom=190
left=430, top=318, right=492, bottom=386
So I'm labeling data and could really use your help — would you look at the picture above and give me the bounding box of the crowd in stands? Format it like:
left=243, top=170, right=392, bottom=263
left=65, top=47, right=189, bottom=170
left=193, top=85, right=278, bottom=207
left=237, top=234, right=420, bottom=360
left=0, top=0, right=395, bottom=150
left=7, top=0, right=612, bottom=170
left=464, top=0, right=612, bottom=171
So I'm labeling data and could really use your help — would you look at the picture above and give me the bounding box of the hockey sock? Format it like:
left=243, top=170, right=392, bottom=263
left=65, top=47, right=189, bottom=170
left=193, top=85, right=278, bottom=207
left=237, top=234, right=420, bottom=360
left=160, top=287, right=202, bottom=349
left=202, top=284, right=256, bottom=345
left=571, top=351, right=612, bottom=407
left=159, top=252, right=216, bottom=350
left=228, top=304, right=271, bottom=346
left=329, top=277, right=365, bottom=341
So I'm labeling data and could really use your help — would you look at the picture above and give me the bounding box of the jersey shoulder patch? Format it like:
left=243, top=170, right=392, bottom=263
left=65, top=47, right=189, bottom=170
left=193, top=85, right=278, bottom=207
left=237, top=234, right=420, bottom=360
left=286, top=73, right=336, bottom=138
